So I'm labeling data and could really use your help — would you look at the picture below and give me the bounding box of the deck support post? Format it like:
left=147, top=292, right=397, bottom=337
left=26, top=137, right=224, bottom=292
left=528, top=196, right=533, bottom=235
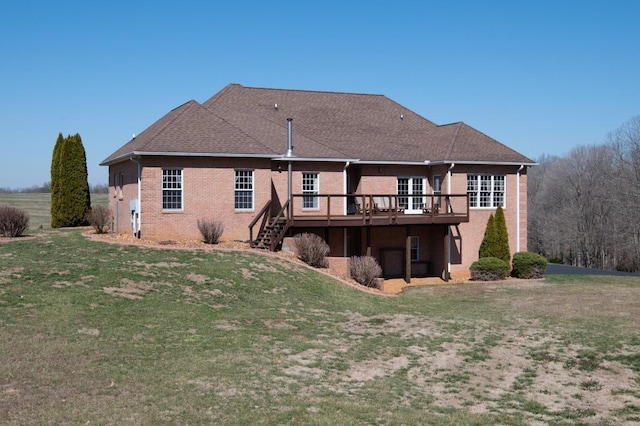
left=405, top=234, right=411, bottom=284
left=366, top=226, right=371, bottom=256
left=444, top=226, right=450, bottom=282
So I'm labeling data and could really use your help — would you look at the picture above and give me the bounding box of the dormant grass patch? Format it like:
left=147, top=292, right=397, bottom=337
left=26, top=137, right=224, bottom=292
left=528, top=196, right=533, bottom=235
left=0, top=227, right=639, bottom=425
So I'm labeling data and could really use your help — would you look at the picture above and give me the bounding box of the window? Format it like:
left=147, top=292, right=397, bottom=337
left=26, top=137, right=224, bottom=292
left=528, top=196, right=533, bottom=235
left=432, top=175, right=442, bottom=194
left=397, top=177, right=424, bottom=212
left=234, top=170, right=254, bottom=210
left=410, top=236, right=419, bottom=262
left=162, top=169, right=183, bottom=210
left=302, top=173, right=319, bottom=209
left=467, top=175, right=505, bottom=208
left=432, top=175, right=442, bottom=209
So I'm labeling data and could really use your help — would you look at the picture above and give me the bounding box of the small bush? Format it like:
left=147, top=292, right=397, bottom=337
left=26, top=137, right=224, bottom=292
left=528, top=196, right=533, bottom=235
left=0, top=206, right=30, bottom=237
left=470, top=257, right=509, bottom=281
left=85, top=205, right=110, bottom=234
left=350, top=256, right=382, bottom=288
left=511, top=252, right=547, bottom=279
left=197, top=219, right=225, bottom=244
left=294, top=233, right=329, bottom=268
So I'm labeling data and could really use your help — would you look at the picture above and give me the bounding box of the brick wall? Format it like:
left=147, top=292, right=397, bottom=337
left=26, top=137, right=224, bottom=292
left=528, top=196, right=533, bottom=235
left=106, top=158, right=529, bottom=279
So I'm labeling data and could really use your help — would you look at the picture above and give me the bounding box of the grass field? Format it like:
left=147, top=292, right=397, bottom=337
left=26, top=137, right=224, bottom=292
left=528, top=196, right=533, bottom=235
left=1, top=195, right=639, bottom=424
left=0, top=193, right=107, bottom=230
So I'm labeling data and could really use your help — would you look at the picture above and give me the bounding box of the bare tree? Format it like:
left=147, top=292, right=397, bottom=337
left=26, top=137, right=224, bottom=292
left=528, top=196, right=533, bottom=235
left=529, top=116, right=640, bottom=272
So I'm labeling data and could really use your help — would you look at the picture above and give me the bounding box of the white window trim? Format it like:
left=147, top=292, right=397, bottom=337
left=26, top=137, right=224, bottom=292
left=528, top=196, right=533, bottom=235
left=397, top=176, right=425, bottom=213
left=302, top=172, right=320, bottom=210
left=161, top=168, right=183, bottom=211
left=234, top=169, right=254, bottom=211
left=467, top=174, right=506, bottom=209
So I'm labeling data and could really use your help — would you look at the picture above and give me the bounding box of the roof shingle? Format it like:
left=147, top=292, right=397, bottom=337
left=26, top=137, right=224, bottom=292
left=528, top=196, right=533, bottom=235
left=101, top=84, right=534, bottom=165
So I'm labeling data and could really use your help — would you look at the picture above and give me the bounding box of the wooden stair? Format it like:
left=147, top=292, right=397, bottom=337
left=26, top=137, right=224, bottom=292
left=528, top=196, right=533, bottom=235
left=251, top=217, right=289, bottom=251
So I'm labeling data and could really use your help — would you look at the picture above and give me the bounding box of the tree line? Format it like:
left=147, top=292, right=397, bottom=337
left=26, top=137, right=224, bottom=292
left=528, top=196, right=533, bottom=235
left=528, top=115, right=640, bottom=272
left=0, top=182, right=108, bottom=194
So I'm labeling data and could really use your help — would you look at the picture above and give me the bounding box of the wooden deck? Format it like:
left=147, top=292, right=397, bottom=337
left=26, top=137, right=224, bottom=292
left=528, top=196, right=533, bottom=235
left=289, top=193, right=469, bottom=227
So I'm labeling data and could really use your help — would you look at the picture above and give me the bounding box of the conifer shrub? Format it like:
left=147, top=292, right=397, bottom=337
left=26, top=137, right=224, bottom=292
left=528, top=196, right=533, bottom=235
left=197, top=219, right=225, bottom=244
left=294, top=233, right=329, bottom=268
left=511, top=252, right=547, bottom=279
left=479, top=206, right=511, bottom=266
left=479, top=214, right=497, bottom=258
left=349, top=255, right=382, bottom=288
left=86, top=205, right=111, bottom=234
left=0, top=206, right=30, bottom=237
left=51, top=133, right=91, bottom=227
left=50, top=133, right=64, bottom=228
left=493, top=206, right=511, bottom=265
left=470, top=257, right=509, bottom=281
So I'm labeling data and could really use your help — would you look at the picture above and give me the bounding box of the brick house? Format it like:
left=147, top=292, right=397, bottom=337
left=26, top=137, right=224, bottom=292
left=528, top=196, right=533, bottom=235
left=101, top=83, right=535, bottom=281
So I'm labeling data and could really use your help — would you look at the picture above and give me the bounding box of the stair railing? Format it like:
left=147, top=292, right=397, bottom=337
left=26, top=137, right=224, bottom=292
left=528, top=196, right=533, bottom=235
left=269, top=199, right=291, bottom=251
left=248, top=200, right=272, bottom=247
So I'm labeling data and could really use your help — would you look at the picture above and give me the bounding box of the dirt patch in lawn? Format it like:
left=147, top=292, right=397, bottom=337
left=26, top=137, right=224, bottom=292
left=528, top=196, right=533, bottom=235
left=103, top=278, right=153, bottom=300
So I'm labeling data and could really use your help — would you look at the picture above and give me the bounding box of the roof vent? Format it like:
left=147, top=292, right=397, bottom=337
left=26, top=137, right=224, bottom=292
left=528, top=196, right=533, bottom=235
left=400, top=114, right=404, bottom=120
left=274, top=103, right=278, bottom=110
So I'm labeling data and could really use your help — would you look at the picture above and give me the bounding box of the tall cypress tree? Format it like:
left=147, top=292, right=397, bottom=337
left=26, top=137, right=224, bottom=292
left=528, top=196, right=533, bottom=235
left=50, top=133, right=65, bottom=228
left=479, top=214, right=497, bottom=259
left=493, top=205, right=511, bottom=265
left=51, top=133, right=91, bottom=227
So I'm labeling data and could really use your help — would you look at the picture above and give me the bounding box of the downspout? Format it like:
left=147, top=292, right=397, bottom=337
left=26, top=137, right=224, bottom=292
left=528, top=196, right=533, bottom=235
left=343, top=161, right=350, bottom=214
left=516, top=164, right=525, bottom=252
left=286, top=119, right=294, bottom=219
left=130, top=156, right=142, bottom=238
left=446, top=163, right=455, bottom=281
left=343, top=161, right=350, bottom=256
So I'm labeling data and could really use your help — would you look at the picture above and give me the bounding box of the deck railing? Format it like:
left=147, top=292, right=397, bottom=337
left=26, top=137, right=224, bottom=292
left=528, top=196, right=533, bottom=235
left=288, top=193, right=469, bottom=225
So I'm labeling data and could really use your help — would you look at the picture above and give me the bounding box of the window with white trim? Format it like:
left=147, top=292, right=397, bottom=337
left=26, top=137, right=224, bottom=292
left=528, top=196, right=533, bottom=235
left=162, top=169, right=183, bottom=210
left=397, top=177, right=424, bottom=212
left=234, top=170, right=254, bottom=210
left=432, top=175, right=442, bottom=209
left=466, top=174, right=505, bottom=208
left=410, top=236, right=419, bottom=262
left=302, top=173, right=319, bottom=209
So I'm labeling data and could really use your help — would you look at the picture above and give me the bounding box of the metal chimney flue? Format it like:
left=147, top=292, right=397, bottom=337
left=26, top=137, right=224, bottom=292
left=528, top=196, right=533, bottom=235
left=286, top=118, right=294, bottom=158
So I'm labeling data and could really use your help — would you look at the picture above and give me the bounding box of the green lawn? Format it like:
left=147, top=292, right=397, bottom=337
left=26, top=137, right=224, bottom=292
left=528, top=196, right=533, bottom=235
left=1, top=227, right=639, bottom=425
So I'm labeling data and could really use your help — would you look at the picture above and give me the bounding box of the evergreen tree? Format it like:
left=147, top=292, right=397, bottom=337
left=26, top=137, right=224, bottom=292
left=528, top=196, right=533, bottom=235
left=51, top=133, right=91, bottom=227
left=50, top=133, right=65, bottom=228
left=493, top=205, right=511, bottom=265
left=479, top=214, right=497, bottom=259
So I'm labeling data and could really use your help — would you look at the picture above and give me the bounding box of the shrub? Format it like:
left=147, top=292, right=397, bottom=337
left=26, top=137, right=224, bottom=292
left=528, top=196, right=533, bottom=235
left=51, top=133, right=91, bottom=228
left=294, top=233, right=329, bottom=268
left=85, top=205, right=110, bottom=234
left=0, top=206, right=30, bottom=237
left=511, top=252, right=547, bottom=279
left=479, top=207, right=511, bottom=266
left=479, top=214, right=497, bottom=258
left=493, top=206, right=511, bottom=265
left=470, top=257, right=509, bottom=281
left=197, top=219, right=225, bottom=244
left=350, top=255, right=382, bottom=288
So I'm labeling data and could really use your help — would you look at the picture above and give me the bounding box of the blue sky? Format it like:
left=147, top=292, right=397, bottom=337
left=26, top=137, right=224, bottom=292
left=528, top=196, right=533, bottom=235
left=1, top=0, right=638, bottom=188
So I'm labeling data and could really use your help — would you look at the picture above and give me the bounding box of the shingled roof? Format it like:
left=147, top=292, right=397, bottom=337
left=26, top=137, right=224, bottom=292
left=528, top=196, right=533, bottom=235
left=101, top=84, right=534, bottom=165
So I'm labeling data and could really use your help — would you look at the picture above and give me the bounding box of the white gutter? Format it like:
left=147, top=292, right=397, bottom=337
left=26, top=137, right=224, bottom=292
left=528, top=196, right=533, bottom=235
left=273, top=156, right=359, bottom=163
left=355, top=160, right=430, bottom=166
left=431, top=160, right=538, bottom=167
left=516, top=164, right=525, bottom=252
left=101, top=151, right=278, bottom=166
